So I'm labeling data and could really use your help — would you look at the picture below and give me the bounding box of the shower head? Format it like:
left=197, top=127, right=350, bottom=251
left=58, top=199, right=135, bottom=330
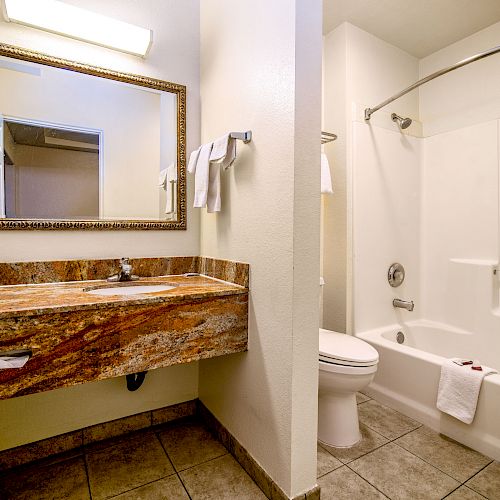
left=391, top=113, right=412, bottom=129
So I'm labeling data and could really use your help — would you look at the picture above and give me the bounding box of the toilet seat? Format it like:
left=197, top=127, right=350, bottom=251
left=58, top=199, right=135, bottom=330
left=319, top=328, right=379, bottom=368
left=319, top=358, right=378, bottom=375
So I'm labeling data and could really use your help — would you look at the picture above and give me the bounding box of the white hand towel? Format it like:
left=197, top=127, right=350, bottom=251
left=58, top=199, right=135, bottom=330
left=210, top=134, right=237, bottom=170
left=207, top=163, right=221, bottom=213
left=437, top=358, right=497, bottom=424
left=187, top=146, right=201, bottom=174
left=0, top=355, right=29, bottom=369
left=205, top=134, right=237, bottom=213
left=321, top=152, right=333, bottom=194
left=159, top=168, right=168, bottom=188
left=164, top=163, right=177, bottom=215
left=193, top=143, right=213, bottom=208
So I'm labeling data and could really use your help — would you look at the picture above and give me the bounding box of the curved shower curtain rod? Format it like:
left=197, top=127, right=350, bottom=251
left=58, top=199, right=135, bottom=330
left=364, top=44, right=500, bottom=121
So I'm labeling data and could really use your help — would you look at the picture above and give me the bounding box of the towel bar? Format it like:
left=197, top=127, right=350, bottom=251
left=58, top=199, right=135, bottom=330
left=321, top=131, right=337, bottom=144
left=229, top=131, right=252, bottom=144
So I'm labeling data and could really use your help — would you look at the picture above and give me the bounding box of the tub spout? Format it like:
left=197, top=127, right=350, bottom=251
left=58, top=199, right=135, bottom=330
left=393, top=298, right=414, bottom=311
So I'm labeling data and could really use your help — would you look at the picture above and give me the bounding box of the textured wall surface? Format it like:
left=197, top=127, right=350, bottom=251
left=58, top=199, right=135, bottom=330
left=199, top=0, right=321, bottom=496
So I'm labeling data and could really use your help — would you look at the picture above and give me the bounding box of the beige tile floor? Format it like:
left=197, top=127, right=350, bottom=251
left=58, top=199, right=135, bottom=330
left=0, top=418, right=266, bottom=499
left=1, top=396, right=499, bottom=499
left=318, top=392, right=500, bottom=500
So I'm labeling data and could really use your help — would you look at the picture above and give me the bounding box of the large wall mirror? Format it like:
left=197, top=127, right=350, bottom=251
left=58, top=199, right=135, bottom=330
left=0, top=44, right=186, bottom=230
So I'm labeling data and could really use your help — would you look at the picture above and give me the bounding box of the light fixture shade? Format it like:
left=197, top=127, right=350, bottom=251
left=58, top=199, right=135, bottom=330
left=3, top=0, right=153, bottom=57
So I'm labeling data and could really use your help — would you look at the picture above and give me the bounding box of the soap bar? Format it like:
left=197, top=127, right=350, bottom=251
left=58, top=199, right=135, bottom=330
left=453, top=359, right=473, bottom=366
left=471, top=359, right=482, bottom=371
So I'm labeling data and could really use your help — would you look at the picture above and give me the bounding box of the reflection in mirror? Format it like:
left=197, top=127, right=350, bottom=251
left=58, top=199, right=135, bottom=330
left=3, top=120, right=100, bottom=219
left=0, top=45, right=186, bottom=229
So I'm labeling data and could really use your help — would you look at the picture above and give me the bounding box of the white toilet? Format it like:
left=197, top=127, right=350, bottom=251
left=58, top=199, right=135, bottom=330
left=318, top=328, right=379, bottom=448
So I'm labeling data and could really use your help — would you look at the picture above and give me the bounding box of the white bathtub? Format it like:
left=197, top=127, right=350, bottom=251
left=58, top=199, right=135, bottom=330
left=357, top=319, right=500, bottom=461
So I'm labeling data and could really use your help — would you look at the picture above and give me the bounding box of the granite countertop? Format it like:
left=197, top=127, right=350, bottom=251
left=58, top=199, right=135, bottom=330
left=0, top=275, right=247, bottom=319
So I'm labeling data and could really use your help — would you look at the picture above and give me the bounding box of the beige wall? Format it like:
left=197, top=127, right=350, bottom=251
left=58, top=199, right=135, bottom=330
left=199, top=0, right=321, bottom=496
left=322, top=23, right=419, bottom=333
left=419, top=20, right=500, bottom=136
left=9, top=146, right=99, bottom=219
left=0, top=0, right=200, bottom=450
left=322, top=24, right=348, bottom=332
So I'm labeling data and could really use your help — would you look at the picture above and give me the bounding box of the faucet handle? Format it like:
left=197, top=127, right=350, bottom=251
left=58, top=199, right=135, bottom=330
left=120, top=257, right=132, bottom=272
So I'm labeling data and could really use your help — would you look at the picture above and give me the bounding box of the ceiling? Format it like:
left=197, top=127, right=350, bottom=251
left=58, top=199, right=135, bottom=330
left=6, top=122, right=99, bottom=154
left=323, top=0, right=500, bottom=58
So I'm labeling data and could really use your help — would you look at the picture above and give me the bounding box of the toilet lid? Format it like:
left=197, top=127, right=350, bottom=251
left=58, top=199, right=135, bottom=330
left=319, top=329, right=379, bottom=366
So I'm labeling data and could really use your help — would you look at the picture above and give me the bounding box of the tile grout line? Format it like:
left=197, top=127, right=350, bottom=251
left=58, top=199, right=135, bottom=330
left=154, top=432, right=179, bottom=474
left=158, top=433, right=266, bottom=499
left=457, top=460, right=495, bottom=498
left=175, top=472, right=193, bottom=500
left=388, top=440, right=462, bottom=485
left=105, top=473, right=181, bottom=500
left=358, top=419, right=423, bottom=442
left=440, top=483, right=466, bottom=499
left=82, top=448, right=93, bottom=500
left=173, top=450, right=229, bottom=474
left=343, top=462, right=391, bottom=499
left=386, top=425, right=495, bottom=488
left=154, top=430, right=194, bottom=500
left=325, top=397, right=496, bottom=499
left=320, top=439, right=388, bottom=467
left=340, top=425, right=465, bottom=489
left=441, top=480, right=490, bottom=500
left=394, top=437, right=494, bottom=487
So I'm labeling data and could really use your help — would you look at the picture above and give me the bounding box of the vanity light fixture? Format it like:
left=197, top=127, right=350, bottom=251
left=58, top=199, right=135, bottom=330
left=2, top=0, right=152, bottom=57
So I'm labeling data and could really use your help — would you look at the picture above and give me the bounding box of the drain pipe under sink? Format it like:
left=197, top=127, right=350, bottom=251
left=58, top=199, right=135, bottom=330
left=126, top=371, right=148, bottom=391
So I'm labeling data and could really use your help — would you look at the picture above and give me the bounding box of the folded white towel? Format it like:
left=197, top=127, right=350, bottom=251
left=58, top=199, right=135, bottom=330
left=0, top=355, right=29, bottom=369
left=159, top=163, right=177, bottom=215
left=187, top=146, right=201, bottom=174
left=159, top=168, right=168, bottom=188
left=193, top=143, right=214, bottom=208
left=321, top=153, right=333, bottom=194
left=437, top=358, right=497, bottom=424
left=207, top=163, right=221, bottom=213
left=210, top=134, right=237, bottom=170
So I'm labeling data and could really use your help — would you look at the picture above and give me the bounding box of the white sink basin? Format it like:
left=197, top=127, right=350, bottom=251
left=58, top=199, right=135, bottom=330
left=86, top=284, right=177, bottom=296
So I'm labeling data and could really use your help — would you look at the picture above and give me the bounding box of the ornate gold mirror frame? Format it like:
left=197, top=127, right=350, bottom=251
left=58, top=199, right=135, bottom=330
left=0, top=43, right=186, bottom=230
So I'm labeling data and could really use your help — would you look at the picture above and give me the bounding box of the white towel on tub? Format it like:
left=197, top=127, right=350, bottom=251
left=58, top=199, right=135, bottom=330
left=437, top=358, right=497, bottom=424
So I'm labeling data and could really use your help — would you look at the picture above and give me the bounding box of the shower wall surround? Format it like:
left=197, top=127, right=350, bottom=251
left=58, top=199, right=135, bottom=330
left=348, top=21, right=500, bottom=334
left=323, top=20, right=500, bottom=335
left=322, top=22, right=419, bottom=332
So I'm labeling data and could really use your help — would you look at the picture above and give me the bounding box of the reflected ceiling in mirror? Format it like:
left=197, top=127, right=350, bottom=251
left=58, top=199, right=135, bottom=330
left=0, top=43, right=186, bottom=230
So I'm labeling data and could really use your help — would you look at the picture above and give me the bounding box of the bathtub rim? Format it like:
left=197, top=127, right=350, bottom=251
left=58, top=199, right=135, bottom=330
left=356, top=322, right=500, bottom=385
left=356, top=321, right=500, bottom=461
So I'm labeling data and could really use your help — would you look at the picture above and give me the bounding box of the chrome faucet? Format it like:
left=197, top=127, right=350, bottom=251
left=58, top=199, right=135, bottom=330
left=393, top=298, right=414, bottom=311
left=107, top=258, right=139, bottom=282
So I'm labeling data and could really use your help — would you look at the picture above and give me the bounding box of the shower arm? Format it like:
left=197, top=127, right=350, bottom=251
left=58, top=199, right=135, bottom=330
left=364, top=44, right=500, bottom=121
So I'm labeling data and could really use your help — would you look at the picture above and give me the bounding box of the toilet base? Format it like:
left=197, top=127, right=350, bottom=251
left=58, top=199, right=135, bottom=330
left=318, top=392, right=361, bottom=448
